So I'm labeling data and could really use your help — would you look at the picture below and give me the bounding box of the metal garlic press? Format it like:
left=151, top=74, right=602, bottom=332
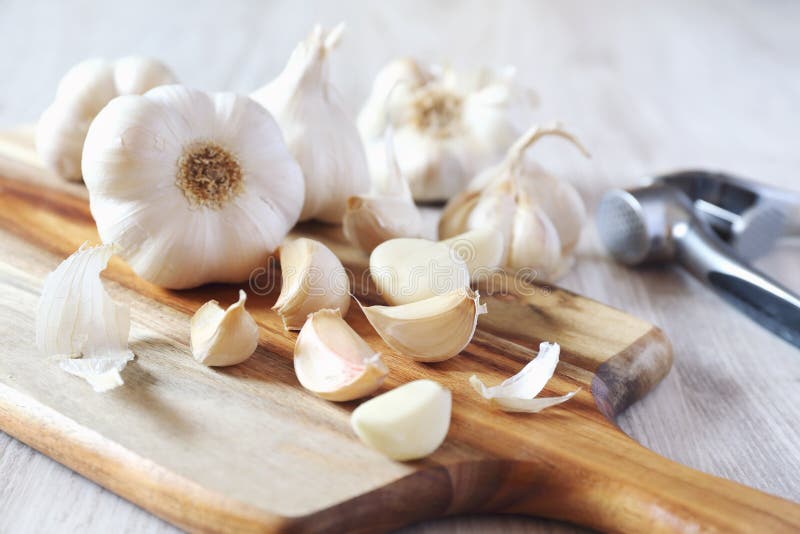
left=596, top=170, right=800, bottom=349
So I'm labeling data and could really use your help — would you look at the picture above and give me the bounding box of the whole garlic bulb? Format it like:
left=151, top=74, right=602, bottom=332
left=251, top=24, right=370, bottom=223
left=82, top=85, right=305, bottom=289
left=439, top=124, right=590, bottom=282
left=36, top=56, right=176, bottom=181
left=358, top=58, right=536, bottom=201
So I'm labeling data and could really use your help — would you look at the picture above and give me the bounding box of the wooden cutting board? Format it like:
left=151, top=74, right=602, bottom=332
left=0, top=126, right=798, bottom=533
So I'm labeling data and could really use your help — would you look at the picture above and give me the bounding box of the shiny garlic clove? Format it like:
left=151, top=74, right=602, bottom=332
left=191, top=290, right=259, bottom=367
left=294, top=309, right=388, bottom=401
left=441, top=227, right=505, bottom=280
left=273, top=237, right=350, bottom=330
left=358, top=288, right=487, bottom=362
left=351, top=379, right=451, bottom=461
left=369, top=237, right=469, bottom=306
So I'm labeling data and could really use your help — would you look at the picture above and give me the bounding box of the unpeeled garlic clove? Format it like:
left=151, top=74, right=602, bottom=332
left=369, top=237, right=470, bottom=306
left=351, top=379, right=451, bottom=461
left=506, top=192, right=562, bottom=279
left=358, top=288, right=487, bottom=362
left=273, top=237, right=351, bottom=330
left=294, top=309, right=388, bottom=401
left=441, top=227, right=505, bottom=280
left=191, top=290, right=259, bottom=367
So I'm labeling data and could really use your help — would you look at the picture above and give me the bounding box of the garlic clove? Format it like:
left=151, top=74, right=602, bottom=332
left=437, top=189, right=480, bottom=240
left=506, top=193, right=563, bottom=281
left=469, top=341, right=578, bottom=413
left=369, top=238, right=470, bottom=306
left=191, top=290, right=259, bottom=367
left=358, top=288, right=487, bottom=362
left=294, top=309, right=388, bottom=401
left=441, top=227, right=505, bottom=280
left=273, top=237, right=351, bottom=330
left=521, top=166, right=587, bottom=255
left=351, top=379, right=451, bottom=461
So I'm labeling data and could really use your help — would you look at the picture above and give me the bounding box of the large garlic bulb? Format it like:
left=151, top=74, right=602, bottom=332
left=439, top=124, right=590, bottom=282
left=251, top=24, right=370, bottom=223
left=358, top=58, right=536, bottom=202
left=37, top=56, right=176, bottom=181
left=82, top=85, right=305, bottom=289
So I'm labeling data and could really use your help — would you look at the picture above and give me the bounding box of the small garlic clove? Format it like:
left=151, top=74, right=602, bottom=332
left=506, top=193, right=562, bottom=281
left=273, top=237, right=351, bottom=330
left=294, top=309, right=388, bottom=401
left=441, top=227, right=505, bottom=280
left=437, top=189, right=481, bottom=240
left=351, top=379, right=451, bottom=461
left=369, top=237, right=470, bottom=306
left=343, top=196, right=423, bottom=254
left=191, top=290, right=259, bottom=367
left=358, top=288, right=487, bottom=362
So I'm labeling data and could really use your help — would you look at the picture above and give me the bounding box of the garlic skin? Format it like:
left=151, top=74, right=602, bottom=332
left=191, top=290, right=259, bottom=367
left=439, top=124, right=589, bottom=282
left=36, top=243, right=134, bottom=392
left=351, top=379, right=451, bottom=461
left=370, top=237, right=470, bottom=306
left=358, top=59, right=536, bottom=201
left=441, top=227, right=505, bottom=281
left=358, top=288, right=487, bottom=362
left=294, top=309, right=388, bottom=401
left=343, top=129, right=423, bottom=254
left=251, top=24, right=370, bottom=223
left=470, top=342, right=578, bottom=413
left=36, top=56, right=176, bottom=181
left=273, top=238, right=350, bottom=330
left=82, top=85, right=304, bottom=289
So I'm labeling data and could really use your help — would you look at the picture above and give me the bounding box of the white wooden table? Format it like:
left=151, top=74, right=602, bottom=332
left=1, top=0, right=798, bottom=532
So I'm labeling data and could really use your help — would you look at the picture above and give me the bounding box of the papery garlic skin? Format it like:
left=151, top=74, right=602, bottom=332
left=82, top=85, right=304, bottom=289
left=358, top=59, right=536, bottom=201
left=36, top=56, right=176, bottom=181
left=351, top=379, right=451, bottom=461
left=358, top=288, right=487, bottom=362
left=273, top=238, right=350, bottom=330
left=251, top=24, right=370, bottom=223
left=191, top=290, right=259, bottom=367
left=294, top=309, right=388, bottom=401
left=36, top=243, right=134, bottom=392
left=370, top=238, right=470, bottom=306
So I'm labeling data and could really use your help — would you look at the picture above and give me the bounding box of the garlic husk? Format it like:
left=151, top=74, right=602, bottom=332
left=273, top=237, right=350, bottom=330
left=294, top=309, right=388, bottom=401
left=191, top=290, right=259, bottom=367
left=351, top=379, right=451, bottom=461
left=441, top=227, right=505, bottom=280
left=251, top=24, right=370, bottom=223
left=369, top=237, right=470, bottom=306
left=343, top=128, right=423, bottom=253
left=358, top=59, right=536, bottom=201
left=82, top=85, right=304, bottom=289
left=36, top=56, right=176, bottom=181
left=358, top=288, right=487, bottom=362
left=36, top=243, right=134, bottom=392
left=469, top=341, right=578, bottom=413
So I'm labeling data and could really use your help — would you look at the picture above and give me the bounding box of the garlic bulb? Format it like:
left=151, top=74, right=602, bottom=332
left=439, top=124, right=590, bottom=281
left=342, top=128, right=423, bottom=253
left=370, top=237, right=470, bottom=306
left=441, top=227, right=505, bottom=280
left=470, top=342, right=578, bottom=413
left=273, top=237, right=350, bottom=330
left=294, top=309, right=388, bottom=401
left=358, top=288, right=487, bottom=362
left=351, top=379, right=451, bottom=461
left=82, top=85, right=304, bottom=289
left=358, top=58, right=536, bottom=201
left=36, top=243, right=134, bottom=392
left=191, top=290, right=259, bottom=367
left=251, top=24, right=370, bottom=223
left=37, top=56, right=176, bottom=181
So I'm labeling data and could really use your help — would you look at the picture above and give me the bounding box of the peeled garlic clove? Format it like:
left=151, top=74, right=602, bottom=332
left=294, top=309, right=388, bottom=401
left=273, top=237, right=350, bottom=330
left=441, top=227, right=505, bottom=280
left=358, top=288, right=487, bottom=362
left=370, top=238, right=470, bottom=306
left=191, top=290, right=259, bottom=367
left=470, top=342, right=578, bottom=413
left=351, top=379, right=451, bottom=461
left=506, top=194, right=562, bottom=281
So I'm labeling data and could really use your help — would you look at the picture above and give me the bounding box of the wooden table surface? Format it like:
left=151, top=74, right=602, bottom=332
left=1, top=0, right=798, bottom=532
